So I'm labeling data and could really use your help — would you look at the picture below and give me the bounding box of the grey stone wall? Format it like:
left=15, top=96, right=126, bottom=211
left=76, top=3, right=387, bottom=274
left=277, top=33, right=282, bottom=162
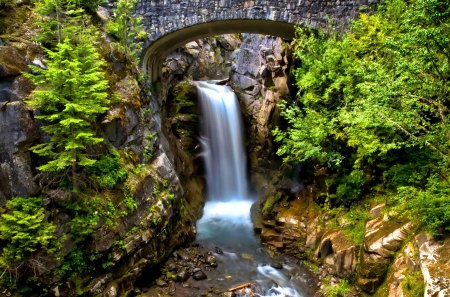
left=136, top=0, right=378, bottom=46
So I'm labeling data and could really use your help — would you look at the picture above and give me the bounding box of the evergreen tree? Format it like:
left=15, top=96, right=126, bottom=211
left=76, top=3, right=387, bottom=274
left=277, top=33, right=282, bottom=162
left=26, top=33, right=109, bottom=191
left=106, top=0, right=147, bottom=65
left=34, top=0, right=105, bottom=45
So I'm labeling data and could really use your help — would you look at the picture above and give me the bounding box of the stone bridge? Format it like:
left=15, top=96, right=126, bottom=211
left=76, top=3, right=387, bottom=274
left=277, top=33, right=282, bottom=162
left=137, top=0, right=378, bottom=80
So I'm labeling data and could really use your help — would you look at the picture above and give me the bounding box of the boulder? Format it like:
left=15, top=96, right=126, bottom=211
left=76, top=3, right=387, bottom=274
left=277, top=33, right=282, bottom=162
left=318, top=231, right=357, bottom=277
left=357, top=216, right=415, bottom=293
left=192, top=269, right=207, bottom=280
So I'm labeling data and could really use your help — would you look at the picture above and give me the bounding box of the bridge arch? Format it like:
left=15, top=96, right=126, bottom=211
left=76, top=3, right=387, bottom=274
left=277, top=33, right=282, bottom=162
left=137, top=0, right=377, bottom=80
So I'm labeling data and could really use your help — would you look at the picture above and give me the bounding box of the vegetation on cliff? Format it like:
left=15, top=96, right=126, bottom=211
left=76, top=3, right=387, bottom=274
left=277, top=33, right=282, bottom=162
left=274, top=0, right=450, bottom=236
left=0, top=0, right=152, bottom=293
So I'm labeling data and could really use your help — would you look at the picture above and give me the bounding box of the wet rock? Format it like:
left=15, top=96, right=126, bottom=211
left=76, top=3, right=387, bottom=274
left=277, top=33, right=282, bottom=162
left=241, top=253, right=254, bottom=261
left=0, top=101, right=39, bottom=202
left=317, top=231, right=358, bottom=278
left=270, top=262, right=283, bottom=269
left=176, top=270, right=190, bottom=282
left=215, top=246, right=224, bottom=255
left=105, top=284, right=117, bottom=297
left=192, top=269, right=207, bottom=281
left=216, top=34, right=241, bottom=51
left=96, top=6, right=110, bottom=22
left=318, top=238, right=333, bottom=259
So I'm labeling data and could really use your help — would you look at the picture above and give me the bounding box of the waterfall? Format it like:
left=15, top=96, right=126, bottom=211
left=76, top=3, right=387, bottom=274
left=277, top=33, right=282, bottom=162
left=195, top=81, right=249, bottom=201
left=194, top=81, right=305, bottom=297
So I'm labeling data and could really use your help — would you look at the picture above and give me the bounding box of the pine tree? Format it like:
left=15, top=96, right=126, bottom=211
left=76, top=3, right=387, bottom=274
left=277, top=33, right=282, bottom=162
left=26, top=33, right=109, bottom=191
left=106, top=0, right=147, bottom=65
left=34, top=0, right=106, bottom=45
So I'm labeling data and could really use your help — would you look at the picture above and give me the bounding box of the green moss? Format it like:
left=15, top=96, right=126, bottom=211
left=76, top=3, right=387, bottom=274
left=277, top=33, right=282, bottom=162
left=402, top=270, right=425, bottom=297
left=171, top=81, right=196, bottom=114
left=303, top=260, right=320, bottom=273
left=262, top=192, right=282, bottom=218
left=342, top=205, right=370, bottom=245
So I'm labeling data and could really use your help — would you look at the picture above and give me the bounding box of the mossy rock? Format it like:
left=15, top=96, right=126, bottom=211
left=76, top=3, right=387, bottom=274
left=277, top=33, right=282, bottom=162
left=167, top=81, right=198, bottom=116
left=261, top=192, right=282, bottom=219
left=0, top=46, right=28, bottom=77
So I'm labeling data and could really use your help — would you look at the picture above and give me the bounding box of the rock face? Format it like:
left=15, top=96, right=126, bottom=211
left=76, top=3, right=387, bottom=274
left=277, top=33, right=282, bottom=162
left=231, top=34, right=292, bottom=173
left=357, top=208, right=416, bottom=293
left=0, top=9, right=203, bottom=296
left=0, top=46, right=39, bottom=205
left=415, top=232, right=450, bottom=297
left=256, top=196, right=450, bottom=296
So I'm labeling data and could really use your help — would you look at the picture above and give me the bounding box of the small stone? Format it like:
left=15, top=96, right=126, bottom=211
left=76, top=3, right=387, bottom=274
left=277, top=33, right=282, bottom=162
left=176, top=270, right=190, bottom=282
left=270, top=262, right=283, bottom=269
left=167, top=263, right=177, bottom=271
left=241, top=253, right=254, bottom=261
left=215, top=247, right=224, bottom=254
left=193, top=270, right=207, bottom=281
left=96, top=6, right=110, bottom=22
left=156, top=278, right=167, bottom=287
left=206, top=255, right=217, bottom=267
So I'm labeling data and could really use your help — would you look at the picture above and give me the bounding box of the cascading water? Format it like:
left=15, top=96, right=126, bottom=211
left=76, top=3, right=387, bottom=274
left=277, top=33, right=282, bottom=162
left=195, top=81, right=311, bottom=297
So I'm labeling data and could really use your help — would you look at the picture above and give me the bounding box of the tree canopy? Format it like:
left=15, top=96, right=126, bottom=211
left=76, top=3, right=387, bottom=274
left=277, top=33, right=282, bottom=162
left=26, top=31, right=110, bottom=190
left=274, top=0, right=450, bottom=235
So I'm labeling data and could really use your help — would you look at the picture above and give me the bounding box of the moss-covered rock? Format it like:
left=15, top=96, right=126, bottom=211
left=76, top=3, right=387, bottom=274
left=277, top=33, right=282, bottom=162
left=0, top=46, right=28, bottom=77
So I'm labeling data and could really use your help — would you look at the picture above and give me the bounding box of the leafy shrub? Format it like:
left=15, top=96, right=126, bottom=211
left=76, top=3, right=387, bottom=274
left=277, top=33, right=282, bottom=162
left=323, top=279, right=351, bottom=297
left=87, top=150, right=128, bottom=190
left=335, top=170, right=366, bottom=204
left=394, top=176, right=450, bottom=236
left=340, top=204, right=370, bottom=245
left=0, top=197, right=57, bottom=266
left=0, top=0, right=15, bottom=7
left=274, top=0, right=450, bottom=233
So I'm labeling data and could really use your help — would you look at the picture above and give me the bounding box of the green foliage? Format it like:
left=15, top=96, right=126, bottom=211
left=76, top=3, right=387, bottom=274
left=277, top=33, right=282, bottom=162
left=0, top=197, right=57, bottom=267
left=57, top=249, right=88, bottom=276
left=33, top=0, right=105, bottom=45
left=67, top=197, right=101, bottom=241
left=342, top=204, right=370, bottom=245
left=275, top=0, right=450, bottom=234
left=0, top=0, right=15, bottom=8
left=87, top=150, right=128, bottom=189
left=106, top=0, right=146, bottom=64
left=26, top=33, right=110, bottom=190
left=323, top=278, right=351, bottom=297
left=402, top=270, right=425, bottom=297
left=393, top=176, right=450, bottom=236
left=335, top=170, right=366, bottom=204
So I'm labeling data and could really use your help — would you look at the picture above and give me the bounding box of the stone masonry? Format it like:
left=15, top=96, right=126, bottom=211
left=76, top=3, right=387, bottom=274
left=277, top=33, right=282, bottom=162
left=137, top=0, right=377, bottom=45
left=136, top=0, right=379, bottom=79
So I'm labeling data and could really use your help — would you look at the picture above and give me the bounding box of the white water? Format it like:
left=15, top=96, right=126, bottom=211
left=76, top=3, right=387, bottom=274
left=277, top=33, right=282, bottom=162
left=195, top=81, right=249, bottom=200
left=195, top=81, right=306, bottom=297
